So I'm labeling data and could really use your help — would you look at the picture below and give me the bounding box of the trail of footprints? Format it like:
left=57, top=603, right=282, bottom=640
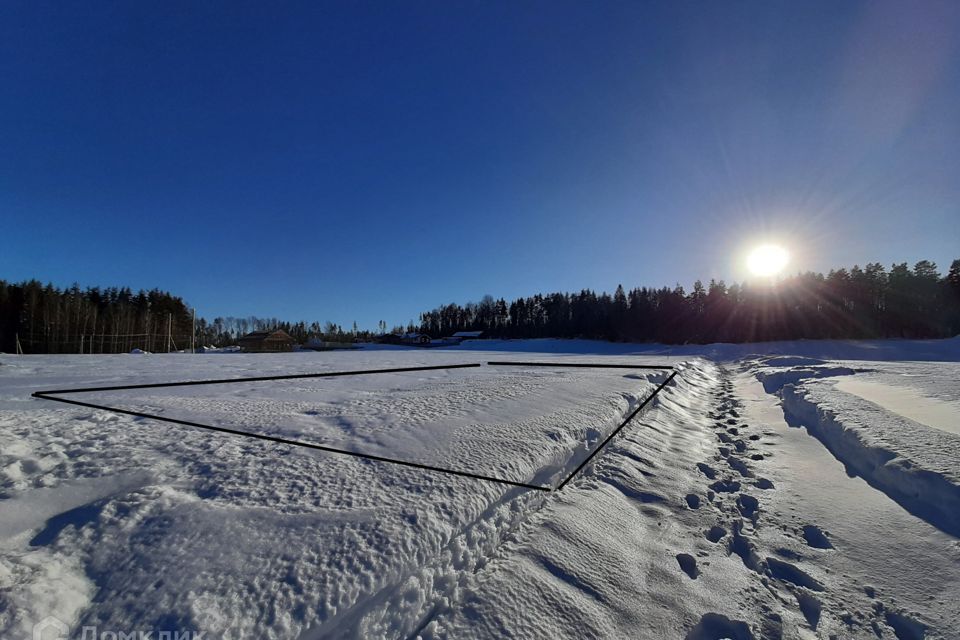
left=671, top=372, right=824, bottom=638
left=678, top=370, right=929, bottom=640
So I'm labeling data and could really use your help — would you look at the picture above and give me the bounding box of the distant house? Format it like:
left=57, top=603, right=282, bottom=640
left=400, top=332, right=431, bottom=345
left=237, top=330, right=295, bottom=352
left=301, top=337, right=358, bottom=351
left=377, top=334, right=404, bottom=345
left=437, top=330, right=485, bottom=345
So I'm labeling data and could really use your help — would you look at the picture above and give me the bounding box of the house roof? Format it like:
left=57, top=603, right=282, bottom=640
left=452, top=331, right=484, bottom=337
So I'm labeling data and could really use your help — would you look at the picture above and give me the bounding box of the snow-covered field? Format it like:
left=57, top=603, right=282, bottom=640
left=1, top=339, right=958, bottom=639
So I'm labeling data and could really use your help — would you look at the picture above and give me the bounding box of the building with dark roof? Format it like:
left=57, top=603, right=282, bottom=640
left=237, top=330, right=295, bottom=352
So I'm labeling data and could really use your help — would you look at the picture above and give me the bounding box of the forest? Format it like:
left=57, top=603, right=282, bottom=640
left=0, top=281, right=370, bottom=354
left=417, top=259, right=960, bottom=344
left=2, top=259, right=959, bottom=353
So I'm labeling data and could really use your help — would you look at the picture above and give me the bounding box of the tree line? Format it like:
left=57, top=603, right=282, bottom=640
left=0, top=281, right=197, bottom=354
left=3, top=258, right=958, bottom=353
left=0, top=280, right=380, bottom=354
left=418, top=259, right=960, bottom=343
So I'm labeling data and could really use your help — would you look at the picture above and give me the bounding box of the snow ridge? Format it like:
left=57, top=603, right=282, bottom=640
left=779, top=382, right=960, bottom=537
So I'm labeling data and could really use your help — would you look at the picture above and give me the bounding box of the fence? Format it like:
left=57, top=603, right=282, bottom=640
left=13, top=331, right=195, bottom=354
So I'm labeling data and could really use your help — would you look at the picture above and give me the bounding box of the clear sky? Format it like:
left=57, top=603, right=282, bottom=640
left=2, top=1, right=958, bottom=329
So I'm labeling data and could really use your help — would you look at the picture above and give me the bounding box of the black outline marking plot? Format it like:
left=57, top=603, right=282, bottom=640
left=485, top=361, right=678, bottom=488
left=32, top=361, right=678, bottom=491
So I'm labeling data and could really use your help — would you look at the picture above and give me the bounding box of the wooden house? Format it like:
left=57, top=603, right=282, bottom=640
left=237, top=329, right=295, bottom=352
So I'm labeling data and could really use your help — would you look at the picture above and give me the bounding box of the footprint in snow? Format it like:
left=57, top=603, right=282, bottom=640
left=705, top=525, right=727, bottom=543
left=801, top=524, right=833, bottom=549
left=727, top=457, right=754, bottom=478
left=709, top=479, right=740, bottom=493
left=736, top=493, right=759, bottom=520
left=685, top=612, right=754, bottom=640
left=696, top=462, right=717, bottom=479
left=796, top=591, right=822, bottom=630
left=676, top=553, right=700, bottom=579
left=766, top=557, right=824, bottom=591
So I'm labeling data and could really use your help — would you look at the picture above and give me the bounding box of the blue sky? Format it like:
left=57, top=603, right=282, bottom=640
left=2, top=1, right=958, bottom=329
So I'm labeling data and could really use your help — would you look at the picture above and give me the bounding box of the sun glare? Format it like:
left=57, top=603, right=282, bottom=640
left=746, top=244, right=790, bottom=278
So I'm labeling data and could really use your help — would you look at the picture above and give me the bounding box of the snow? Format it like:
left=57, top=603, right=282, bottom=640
left=834, top=377, right=960, bottom=435
left=735, top=375, right=959, bottom=636
left=435, top=336, right=960, bottom=363
left=757, top=359, right=960, bottom=538
left=1, top=338, right=958, bottom=639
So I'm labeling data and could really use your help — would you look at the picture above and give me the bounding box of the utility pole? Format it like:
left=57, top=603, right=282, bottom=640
left=15, top=333, right=23, bottom=355
left=166, top=313, right=172, bottom=353
left=80, top=335, right=84, bottom=354
left=191, top=308, right=196, bottom=354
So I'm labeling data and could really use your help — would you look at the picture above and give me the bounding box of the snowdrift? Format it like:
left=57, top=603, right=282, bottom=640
left=761, top=366, right=960, bottom=537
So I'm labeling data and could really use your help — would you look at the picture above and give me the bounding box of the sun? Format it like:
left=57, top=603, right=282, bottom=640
left=746, top=244, right=790, bottom=277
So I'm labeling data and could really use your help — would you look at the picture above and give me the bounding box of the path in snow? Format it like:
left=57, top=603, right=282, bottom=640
left=738, top=371, right=959, bottom=638
left=428, top=361, right=960, bottom=639
left=764, top=361, right=960, bottom=539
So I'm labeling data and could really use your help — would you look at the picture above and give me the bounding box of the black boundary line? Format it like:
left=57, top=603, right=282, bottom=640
left=31, top=362, right=679, bottom=492
left=31, top=391, right=550, bottom=492
left=555, top=370, right=678, bottom=490
left=31, top=363, right=549, bottom=491
left=31, top=363, right=482, bottom=395
left=487, top=361, right=674, bottom=370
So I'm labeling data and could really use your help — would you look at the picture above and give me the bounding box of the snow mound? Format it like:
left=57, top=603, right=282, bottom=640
left=755, top=366, right=856, bottom=394
left=755, top=356, right=960, bottom=538
left=756, top=356, right=827, bottom=367
left=779, top=380, right=960, bottom=537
